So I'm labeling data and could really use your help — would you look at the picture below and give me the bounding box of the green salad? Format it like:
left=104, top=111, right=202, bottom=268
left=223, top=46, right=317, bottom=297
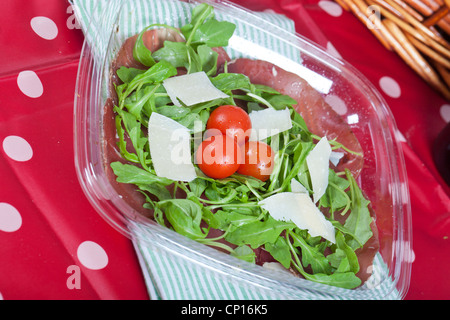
left=109, top=3, right=374, bottom=289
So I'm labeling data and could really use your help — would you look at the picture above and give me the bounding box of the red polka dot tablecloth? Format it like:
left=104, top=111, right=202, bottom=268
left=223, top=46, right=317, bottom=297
left=0, top=0, right=449, bottom=300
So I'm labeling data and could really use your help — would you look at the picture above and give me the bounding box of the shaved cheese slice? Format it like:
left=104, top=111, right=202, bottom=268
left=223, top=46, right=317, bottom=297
left=290, top=178, right=307, bottom=193
left=329, top=151, right=344, bottom=166
left=306, top=137, right=332, bottom=203
left=162, top=71, right=229, bottom=107
left=148, top=112, right=197, bottom=182
left=249, top=108, right=292, bottom=141
left=259, top=192, right=335, bottom=243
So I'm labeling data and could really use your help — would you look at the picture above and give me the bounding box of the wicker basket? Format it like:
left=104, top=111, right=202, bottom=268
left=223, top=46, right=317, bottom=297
left=335, top=0, right=450, bottom=100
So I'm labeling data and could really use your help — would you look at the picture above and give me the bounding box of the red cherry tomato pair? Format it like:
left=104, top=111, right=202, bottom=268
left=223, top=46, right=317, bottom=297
left=196, top=105, right=275, bottom=181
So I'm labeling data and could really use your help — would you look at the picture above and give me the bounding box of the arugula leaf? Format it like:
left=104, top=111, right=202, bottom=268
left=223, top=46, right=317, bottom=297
left=123, top=84, right=160, bottom=121
left=133, top=27, right=156, bottom=67
left=290, top=110, right=312, bottom=140
left=289, top=230, right=332, bottom=275
left=286, top=231, right=362, bottom=289
left=247, top=102, right=264, bottom=113
left=231, top=245, right=256, bottom=263
left=253, top=84, right=280, bottom=94
left=244, top=85, right=298, bottom=111
left=114, top=107, right=149, bottom=170
left=152, top=41, right=189, bottom=68
left=123, top=60, right=177, bottom=101
left=344, top=169, right=373, bottom=249
left=303, top=271, right=361, bottom=289
left=189, top=18, right=236, bottom=48
left=210, top=73, right=252, bottom=92
left=204, top=182, right=238, bottom=204
left=114, top=115, right=139, bottom=164
left=319, top=169, right=351, bottom=214
left=137, top=182, right=173, bottom=202
left=181, top=3, right=215, bottom=45
left=261, top=93, right=297, bottom=110
left=177, top=112, right=202, bottom=132
left=197, top=45, right=218, bottom=76
left=188, top=178, right=208, bottom=198
left=327, top=249, right=350, bottom=272
left=203, top=209, right=260, bottom=232
left=156, top=105, right=191, bottom=120
left=110, top=162, right=173, bottom=186
left=186, top=45, right=203, bottom=74
left=280, top=140, right=314, bottom=191
left=158, top=199, right=208, bottom=240
left=265, top=236, right=291, bottom=269
left=333, top=231, right=360, bottom=274
left=225, top=216, right=295, bottom=249
left=116, top=67, right=145, bottom=83
left=132, top=23, right=182, bottom=67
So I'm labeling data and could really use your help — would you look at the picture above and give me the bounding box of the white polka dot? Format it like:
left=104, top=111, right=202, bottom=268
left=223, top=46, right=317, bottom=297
left=325, top=94, right=348, bottom=115
left=439, top=104, right=450, bottom=123
left=30, top=16, right=58, bottom=40
left=0, top=203, right=22, bottom=232
left=77, top=241, right=108, bottom=270
left=263, top=9, right=277, bottom=14
left=0, top=291, right=3, bottom=300
left=318, top=1, right=343, bottom=17
left=3, top=136, right=33, bottom=162
left=379, top=76, right=401, bottom=98
left=17, top=70, right=43, bottom=98
left=326, top=42, right=342, bottom=59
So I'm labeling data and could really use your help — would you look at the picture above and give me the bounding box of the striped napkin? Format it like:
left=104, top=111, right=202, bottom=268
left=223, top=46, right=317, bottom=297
left=72, top=0, right=401, bottom=300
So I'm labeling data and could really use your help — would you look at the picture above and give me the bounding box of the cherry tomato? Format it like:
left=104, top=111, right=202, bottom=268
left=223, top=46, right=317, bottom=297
left=206, top=105, right=252, bottom=145
left=237, top=141, right=274, bottom=182
left=196, top=134, right=242, bottom=179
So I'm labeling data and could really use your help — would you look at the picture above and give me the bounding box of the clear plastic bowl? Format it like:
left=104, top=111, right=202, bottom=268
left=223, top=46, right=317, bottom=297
left=74, top=0, right=412, bottom=299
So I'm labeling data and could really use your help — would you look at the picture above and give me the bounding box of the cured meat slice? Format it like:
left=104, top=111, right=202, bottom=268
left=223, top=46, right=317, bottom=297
left=227, top=58, right=364, bottom=177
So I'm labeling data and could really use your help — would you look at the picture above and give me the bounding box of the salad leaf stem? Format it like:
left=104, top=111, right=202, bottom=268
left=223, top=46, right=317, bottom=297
left=246, top=92, right=275, bottom=109
left=328, top=181, right=351, bottom=216
left=311, top=134, right=363, bottom=157
left=197, top=239, right=235, bottom=253
left=244, top=180, right=263, bottom=201
left=286, top=231, right=361, bottom=289
left=133, top=23, right=184, bottom=67
left=206, top=202, right=259, bottom=211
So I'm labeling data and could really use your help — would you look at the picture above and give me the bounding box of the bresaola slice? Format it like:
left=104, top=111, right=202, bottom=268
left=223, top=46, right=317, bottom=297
left=227, top=58, right=364, bottom=177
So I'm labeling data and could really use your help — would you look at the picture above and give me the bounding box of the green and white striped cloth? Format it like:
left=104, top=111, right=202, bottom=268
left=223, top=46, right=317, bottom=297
left=71, top=0, right=300, bottom=67
left=72, top=0, right=401, bottom=300
left=130, top=220, right=400, bottom=300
